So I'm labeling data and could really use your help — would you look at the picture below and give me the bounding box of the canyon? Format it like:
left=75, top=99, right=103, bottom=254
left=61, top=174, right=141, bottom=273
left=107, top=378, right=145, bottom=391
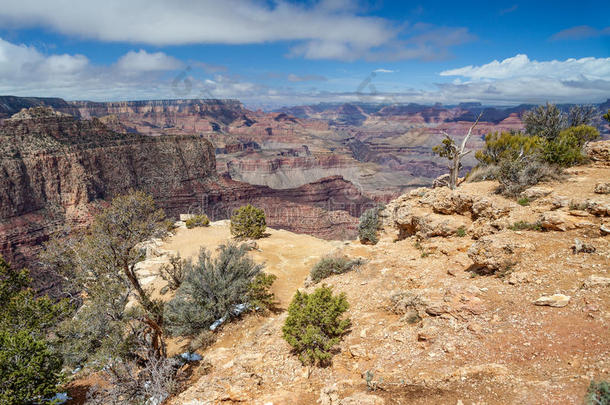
left=0, top=105, right=373, bottom=293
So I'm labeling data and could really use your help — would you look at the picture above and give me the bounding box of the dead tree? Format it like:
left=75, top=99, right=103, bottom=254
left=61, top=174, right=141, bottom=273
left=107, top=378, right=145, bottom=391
left=433, top=112, right=482, bottom=189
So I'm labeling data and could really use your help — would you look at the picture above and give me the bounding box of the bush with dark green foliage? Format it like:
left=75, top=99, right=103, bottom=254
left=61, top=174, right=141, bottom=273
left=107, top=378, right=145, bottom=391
left=604, top=109, right=610, bottom=124
left=165, top=243, right=274, bottom=336
left=44, top=190, right=169, bottom=366
left=282, top=286, right=350, bottom=366
left=542, top=125, right=600, bottom=167
left=310, top=256, right=364, bottom=284
left=0, top=330, right=64, bottom=404
left=0, top=257, right=66, bottom=404
left=584, top=380, right=609, bottom=405
left=358, top=206, right=383, bottom=244
left=230, top=204, right=267, bottom=239
left=185, top=214, right=210, bottom=229
left=475, top=131, right=543, bottom=166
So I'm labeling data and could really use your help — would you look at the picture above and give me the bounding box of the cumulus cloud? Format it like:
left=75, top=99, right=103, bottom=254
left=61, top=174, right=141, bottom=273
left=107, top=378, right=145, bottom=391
left=440, top=54, right=610, bottom=81
left=115, top=50, right=183, bottom=72
left=1, top=39, right=607, bottom=107
left=0, top=38, right=188, bottom=100
left=551, top=25, right=610, bottom=41
left=0, top=0, right=472, bottom=62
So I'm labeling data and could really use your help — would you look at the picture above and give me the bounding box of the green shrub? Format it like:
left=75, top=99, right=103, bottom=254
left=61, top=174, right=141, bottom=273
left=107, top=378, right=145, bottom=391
left=165, top=243, right=274, bottom=336
left=310, top=256, right=364, bottom=284
left=0, top=330, right=64, bottom=404
left=185, top=214, right=210, bottom=229
left=456, top=226, right=467, bottom=237
left=230, top=205, right=266, bottom=239
left=542, top=125, right=599, bottom=167
left=358, top=206, right=383, bottom=244
left=517, top=197, right=530, bottom=206
left=282, top=286, right=350, bottom=366
left=0, top=257, right=66, bottom=403
left=247, top=272, right=278, bottom=312
left=584, top=380, right=609, bottom=405
left=475, top=131, right=543, bottom=166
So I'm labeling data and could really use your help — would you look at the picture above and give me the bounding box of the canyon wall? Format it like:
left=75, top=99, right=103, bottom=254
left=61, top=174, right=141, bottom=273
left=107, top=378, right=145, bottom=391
left=0, top=107, right=373, bottom=293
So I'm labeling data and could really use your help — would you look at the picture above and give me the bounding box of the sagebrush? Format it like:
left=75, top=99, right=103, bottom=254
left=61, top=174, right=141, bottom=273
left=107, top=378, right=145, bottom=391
left=164, top=242, right=274, bottom=336
left=358, top=206, right=383, bottom=244
left=310, top=256, right=364, bottom=284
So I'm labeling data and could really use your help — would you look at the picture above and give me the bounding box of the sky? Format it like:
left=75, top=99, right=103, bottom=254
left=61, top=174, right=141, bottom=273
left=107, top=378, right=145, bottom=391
left=0, top=0, right=608, bottom=109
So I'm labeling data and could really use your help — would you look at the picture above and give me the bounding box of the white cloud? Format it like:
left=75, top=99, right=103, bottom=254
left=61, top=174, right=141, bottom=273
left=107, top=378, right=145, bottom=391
left=0, top=0, right=474, bottom=62
left=440, top=54, right=610, bottom=81
left=1, top=40, right=607, bottom=108
left=115, top=50, right=183, bottom=72
left=374, top=69, right=395, bottom=73
left=0, top=0, right=393, bottom=61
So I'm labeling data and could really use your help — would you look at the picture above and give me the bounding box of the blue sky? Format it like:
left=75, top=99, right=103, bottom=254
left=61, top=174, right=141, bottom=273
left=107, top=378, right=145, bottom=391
left=0, top=0, right=608, bottom=108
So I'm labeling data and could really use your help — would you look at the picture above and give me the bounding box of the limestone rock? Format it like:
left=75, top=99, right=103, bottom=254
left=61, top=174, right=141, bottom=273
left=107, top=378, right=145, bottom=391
left=585, top=140, right=610, bottom=164
left=594, top=182, right=610, bottom=194
left=571, top=238, right=595, bottom=253
left=539, top=211, right=575, bottom=231
left=533, top=294, right=570, bottom=307
left=471, top=197, right=512, bottom=220
left=520, top=186, right=553, bottom=200
left=468, top=235, right=533, bottom=273
left=410, top=214, right=470, bottom=238
left=583, top=275, right=610, bottom=288
left=585, top=199, right=610, bottom=216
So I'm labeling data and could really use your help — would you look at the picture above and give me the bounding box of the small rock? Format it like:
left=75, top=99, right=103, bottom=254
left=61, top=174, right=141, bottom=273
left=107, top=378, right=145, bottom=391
left=349, top=344, right=368, bottom=359
left=601, top=224, right=610, bottom=235
left=572, top=238, right=595, bottom=254
left=583, top=275, right=610, bottom=288
left=594, top=182, right=610, bottom=194
left=507, top=272, right=529, bottom=285
left=533, top=294, right=571, bottom=308
left=520, top=186, right=553, bottom=200
left=467, top=322, right=483, bottom=333
left=540, top=211, right=575, bottom=231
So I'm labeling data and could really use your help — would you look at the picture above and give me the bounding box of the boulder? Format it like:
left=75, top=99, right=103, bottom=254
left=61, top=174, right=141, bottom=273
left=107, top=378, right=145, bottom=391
left=467, top=234, right=533, bottom=273
left=471, top=197, right=512, bottom=220
left=594, top=182, right=610, bottom=194
left=409, top=213, right=470, bottom=239
left=428, top=189, right=474, bottom=215
left=539, top=211, right=575, bottom=231
left=585, top=140, right=610, bottom=164
left=520, top=186, right=553, bottom=200
left=585, top=199, right=610, bottom=216
left=533, top=294, right=570, bottom=308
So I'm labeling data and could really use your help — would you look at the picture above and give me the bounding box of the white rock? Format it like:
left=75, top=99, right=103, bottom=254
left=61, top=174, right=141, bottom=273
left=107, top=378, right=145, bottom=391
left=533, top=294, right=570, bottom=308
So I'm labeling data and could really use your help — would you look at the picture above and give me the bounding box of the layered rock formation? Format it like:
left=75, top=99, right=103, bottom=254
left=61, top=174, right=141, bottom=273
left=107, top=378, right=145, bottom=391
left=0, top=107, right=373, bottom=292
